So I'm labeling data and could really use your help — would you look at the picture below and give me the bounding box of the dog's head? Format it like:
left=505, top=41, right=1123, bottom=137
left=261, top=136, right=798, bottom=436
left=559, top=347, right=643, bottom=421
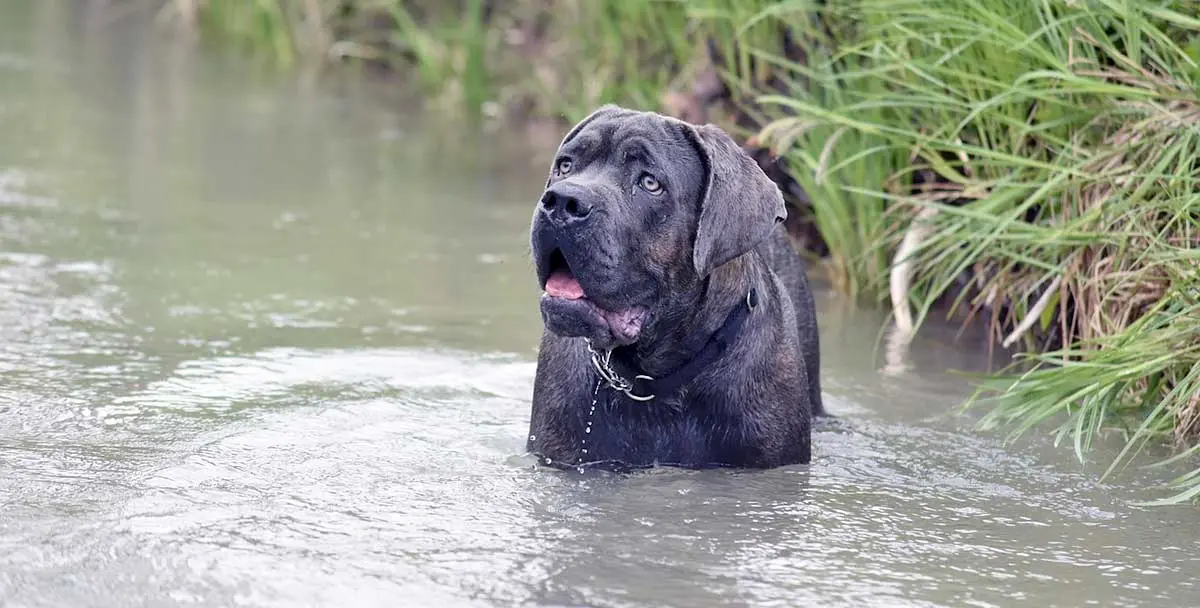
left=531, top=105, right=786, bottom=350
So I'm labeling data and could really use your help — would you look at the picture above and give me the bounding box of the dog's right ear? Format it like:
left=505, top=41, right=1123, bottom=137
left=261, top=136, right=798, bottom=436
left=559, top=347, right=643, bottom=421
left=546, top=105, right=623, bottom=187
left=683, top=122, right=787, bottom=278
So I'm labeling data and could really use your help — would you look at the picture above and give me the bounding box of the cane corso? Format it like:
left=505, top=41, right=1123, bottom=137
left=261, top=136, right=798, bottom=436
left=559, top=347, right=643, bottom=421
left=526, top=105, right=823, bottom=470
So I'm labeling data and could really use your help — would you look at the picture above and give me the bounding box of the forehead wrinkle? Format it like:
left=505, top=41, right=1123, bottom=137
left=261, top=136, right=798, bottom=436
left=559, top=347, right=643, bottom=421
left=616, top=136, right=673, bottom=175
left=623, top=118, right=693, bottom=158
left=562, top=132, right=602, bottom=158
left=613, top=117, right=664, bottom=143
left=617, top=136, right=650, bottom=159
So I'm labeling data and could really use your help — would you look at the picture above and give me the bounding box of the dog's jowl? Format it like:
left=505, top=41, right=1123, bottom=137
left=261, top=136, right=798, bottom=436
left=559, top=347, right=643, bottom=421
left=527, top=105, right=823, bottom=470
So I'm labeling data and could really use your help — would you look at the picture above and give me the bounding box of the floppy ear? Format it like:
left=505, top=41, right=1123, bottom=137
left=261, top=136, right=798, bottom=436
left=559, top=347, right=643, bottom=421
left=683, top=122, right=788, bottom=277
left=546, top=104, right=625, bottom=186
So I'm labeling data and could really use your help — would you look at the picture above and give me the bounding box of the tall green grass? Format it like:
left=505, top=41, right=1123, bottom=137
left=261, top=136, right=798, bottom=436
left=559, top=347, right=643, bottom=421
left=485, top=0, right=698, bottom=123
left=742, top=0, right=1200, bottom=503
left=165, top=0, right=706, bottom=121
left=167, top=0, right=1200, bottom=503
left=164, top=0, right=316, bottom=67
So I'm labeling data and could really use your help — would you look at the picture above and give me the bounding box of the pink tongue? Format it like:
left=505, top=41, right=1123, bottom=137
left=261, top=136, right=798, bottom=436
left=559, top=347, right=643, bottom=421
left=545, top=270, right=585, bottom=300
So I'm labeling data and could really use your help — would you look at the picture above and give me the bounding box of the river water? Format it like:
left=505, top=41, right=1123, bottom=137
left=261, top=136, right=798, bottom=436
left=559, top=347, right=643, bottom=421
left=1, top=4, right=1198, bottom=608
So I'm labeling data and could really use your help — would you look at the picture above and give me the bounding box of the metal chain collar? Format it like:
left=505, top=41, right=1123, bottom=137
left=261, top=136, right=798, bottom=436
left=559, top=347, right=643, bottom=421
left=585, top=339, right=656, bottom=402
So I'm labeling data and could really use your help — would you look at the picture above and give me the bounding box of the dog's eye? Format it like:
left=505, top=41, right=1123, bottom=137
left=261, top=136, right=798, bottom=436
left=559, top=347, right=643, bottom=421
left=556, top=158, right=573, bottom=175
left=639, top=173, right=663, bottom=194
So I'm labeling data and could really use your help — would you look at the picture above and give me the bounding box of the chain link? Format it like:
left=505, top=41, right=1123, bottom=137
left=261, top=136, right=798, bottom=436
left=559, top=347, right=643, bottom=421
left=585, top=340, right=655, bottom=402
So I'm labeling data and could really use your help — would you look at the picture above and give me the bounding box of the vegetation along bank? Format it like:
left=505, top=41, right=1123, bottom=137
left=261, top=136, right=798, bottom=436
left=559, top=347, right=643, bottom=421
left=162, top=0, right=1200, bottom=503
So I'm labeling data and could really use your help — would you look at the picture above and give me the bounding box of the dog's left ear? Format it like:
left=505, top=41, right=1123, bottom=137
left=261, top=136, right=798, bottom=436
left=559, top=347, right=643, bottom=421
left=683, top=122, right=787, bottom=277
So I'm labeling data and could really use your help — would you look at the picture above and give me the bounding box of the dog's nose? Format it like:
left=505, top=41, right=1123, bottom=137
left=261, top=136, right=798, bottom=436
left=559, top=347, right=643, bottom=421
left=539, top=184, right=593, bottom=225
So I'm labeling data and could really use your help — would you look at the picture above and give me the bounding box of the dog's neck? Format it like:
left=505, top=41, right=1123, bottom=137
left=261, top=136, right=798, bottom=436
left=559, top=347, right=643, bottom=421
left=621, top=255, right=760, bottom=379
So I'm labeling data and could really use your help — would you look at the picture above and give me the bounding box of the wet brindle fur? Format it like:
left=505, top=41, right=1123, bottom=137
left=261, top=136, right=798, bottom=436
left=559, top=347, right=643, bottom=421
left=526, top=105, right=823, bottom=470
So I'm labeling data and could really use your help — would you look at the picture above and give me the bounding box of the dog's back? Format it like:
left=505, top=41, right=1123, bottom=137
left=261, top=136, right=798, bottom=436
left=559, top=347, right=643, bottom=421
left=760, top=226, right=825, bottom=417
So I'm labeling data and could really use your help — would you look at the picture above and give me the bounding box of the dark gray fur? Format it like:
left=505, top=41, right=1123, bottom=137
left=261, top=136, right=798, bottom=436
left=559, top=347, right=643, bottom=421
left=526, top=105, right=823, bottom=470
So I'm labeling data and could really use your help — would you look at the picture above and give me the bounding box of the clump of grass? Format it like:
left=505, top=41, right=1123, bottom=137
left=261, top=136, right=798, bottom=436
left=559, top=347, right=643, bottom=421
left=159, top=0, right=328, bottom=67
left=741, top=0, right=1200, bottom=502
left=161, top=0, right=779, bottom=122
left=971, top=283, right=1200, bottom=505
left=745, top=7, right=906, bottom=297
left=161, top=1, right=493, bottom=114
left=377, top=0, right=493, bottom=118
left=481, top=0, right=697, bottom=123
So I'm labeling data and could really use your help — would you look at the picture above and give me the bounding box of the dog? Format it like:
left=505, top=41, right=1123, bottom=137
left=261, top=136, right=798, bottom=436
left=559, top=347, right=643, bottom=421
left=525, top=105, right=823, bottom=470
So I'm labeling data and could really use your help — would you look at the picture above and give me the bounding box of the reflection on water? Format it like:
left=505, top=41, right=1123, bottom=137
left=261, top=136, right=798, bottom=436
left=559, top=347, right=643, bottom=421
left=2, top=3, right=1199, bottom=608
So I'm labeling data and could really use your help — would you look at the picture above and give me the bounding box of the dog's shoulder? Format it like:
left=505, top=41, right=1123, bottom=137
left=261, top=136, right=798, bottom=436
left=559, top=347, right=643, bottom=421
left=757, top=226, right=806, bottom=284
left=757, top=224, right=825, bottom=417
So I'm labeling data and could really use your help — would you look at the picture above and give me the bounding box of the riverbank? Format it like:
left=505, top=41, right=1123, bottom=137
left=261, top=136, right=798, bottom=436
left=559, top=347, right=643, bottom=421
left=160, top=0, right=1199, bottom=503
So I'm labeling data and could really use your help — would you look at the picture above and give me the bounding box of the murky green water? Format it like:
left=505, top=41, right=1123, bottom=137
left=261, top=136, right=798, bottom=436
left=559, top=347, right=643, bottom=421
left=2, top=4, right=1199, bottom=608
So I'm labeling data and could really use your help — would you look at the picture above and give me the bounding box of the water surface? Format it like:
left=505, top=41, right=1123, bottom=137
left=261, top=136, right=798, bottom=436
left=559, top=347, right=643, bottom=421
left=2, top=4, right=1198, bottom=607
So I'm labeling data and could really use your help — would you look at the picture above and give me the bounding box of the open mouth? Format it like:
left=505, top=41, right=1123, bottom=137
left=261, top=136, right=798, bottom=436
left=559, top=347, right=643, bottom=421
left=544, top=249, right=585, bottom=300
left=539, top=247, right=647, bottom=345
